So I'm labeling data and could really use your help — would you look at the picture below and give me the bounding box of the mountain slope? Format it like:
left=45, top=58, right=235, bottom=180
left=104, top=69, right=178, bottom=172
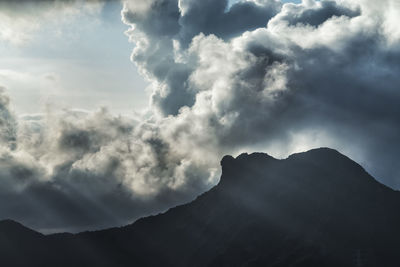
left=0, top=220, right=48, bottom=266
left=1, top=148, right=400, bottom=266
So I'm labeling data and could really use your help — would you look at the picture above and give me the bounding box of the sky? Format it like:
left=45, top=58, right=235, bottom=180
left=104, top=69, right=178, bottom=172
left=0, top=0, right=399, bottom=233
left=0, top=0, right=148, bottom=115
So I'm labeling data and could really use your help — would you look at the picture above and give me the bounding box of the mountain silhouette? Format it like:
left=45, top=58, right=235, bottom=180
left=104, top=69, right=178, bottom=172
left=1, top=148, right=400, bottom=266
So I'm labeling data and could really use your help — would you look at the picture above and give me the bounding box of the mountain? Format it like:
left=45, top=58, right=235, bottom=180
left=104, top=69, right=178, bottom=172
left=1, top=148, right=400, bottom=266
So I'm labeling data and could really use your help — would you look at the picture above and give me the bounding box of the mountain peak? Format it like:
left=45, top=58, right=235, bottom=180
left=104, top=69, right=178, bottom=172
left=287, top=147, right=344, bottom=159
left=220, top=152, right=277, bottom=184
left=0, top=219, right=24, bottom=228
left=222, top=148, right=343, bottom=167
left=0, top=219, right=42, bottom=237
left=221, top=152, right=277, bottom=167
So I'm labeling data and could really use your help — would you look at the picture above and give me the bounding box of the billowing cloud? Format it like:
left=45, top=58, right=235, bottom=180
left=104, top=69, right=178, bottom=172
left=122, top=0, right=400, bottom=186
left=122, top=0, right=282, bottom=116
left=0, top=0, right=399, bottom=232
left=0, top=88, right=218, bottom=232
left=0, top=87, right=17, bottom=149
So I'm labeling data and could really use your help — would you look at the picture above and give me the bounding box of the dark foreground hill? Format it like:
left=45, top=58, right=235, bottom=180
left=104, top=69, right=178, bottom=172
left=1, top=148, right=400, bottom=266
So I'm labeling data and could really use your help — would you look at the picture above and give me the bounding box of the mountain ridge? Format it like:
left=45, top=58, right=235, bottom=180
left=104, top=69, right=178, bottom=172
left=1, top=147, right=400, bottom=266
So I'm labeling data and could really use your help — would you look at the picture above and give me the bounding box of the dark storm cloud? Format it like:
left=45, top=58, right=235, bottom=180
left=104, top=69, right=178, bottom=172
left=284, top=37, right=400, bottom=186
left=122, top=0, right=281, bottom=116
left=123, top=0, right=180, bottom=37
left=122, top=0, right=192, bottom=115
left=178, top=0, right=281, bottom=45
left=123, top=0, right=400, bottom=187
left=280, top=0, right=360, bottom=27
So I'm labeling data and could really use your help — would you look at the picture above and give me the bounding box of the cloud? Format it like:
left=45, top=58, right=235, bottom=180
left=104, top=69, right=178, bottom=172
left=0, top=88, right=17, bottom=149
left=122, top=0, right=400, bottom=187
left=275, top=0, right=360, bottom=27
left=0, top=0, right=114, bottom=45
left=0, top=94, right=218, bottom=232
left=122, top=0, right=282, bottom=116
left=178, top=0, right=281, bottom=45
left=1, top=0, right=400, bottom=232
